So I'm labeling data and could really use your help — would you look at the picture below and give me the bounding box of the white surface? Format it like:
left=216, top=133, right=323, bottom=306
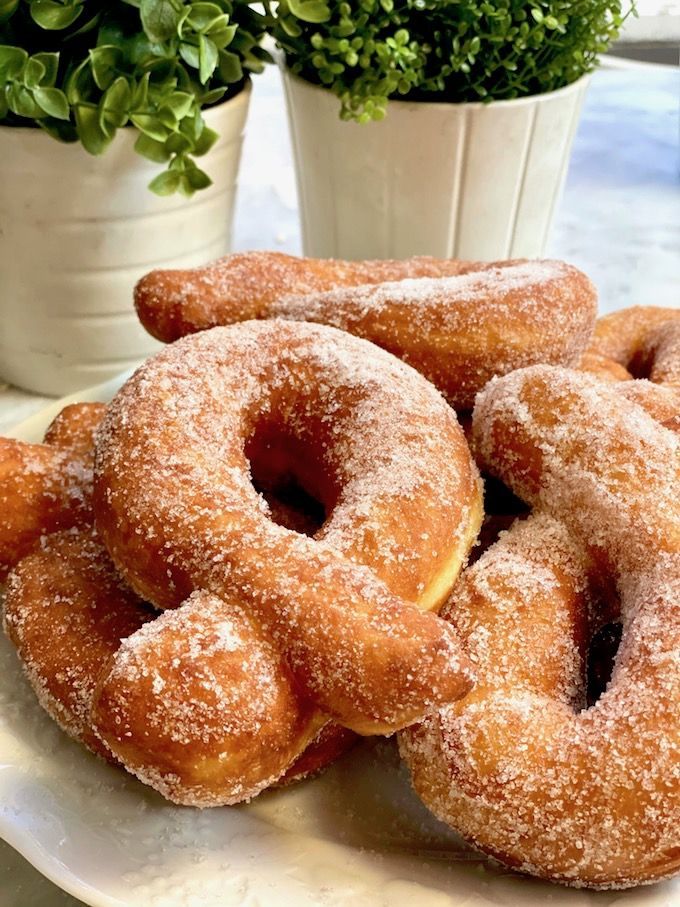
left=0, top=87, right=249, bottom=396
left=1, top=377, right=679, bottom=907
left=284, top=70, right=589, bottom=260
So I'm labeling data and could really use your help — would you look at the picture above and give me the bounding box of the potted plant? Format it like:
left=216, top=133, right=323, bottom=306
left=273, top=0, right=632, bottom=261
left=0, top=0, right=268, bottom=395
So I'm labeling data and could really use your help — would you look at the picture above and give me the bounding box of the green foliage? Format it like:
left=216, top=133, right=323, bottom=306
left=0, top=0, right=269, bottom=194
left=271, top=0, right=635, bottom=121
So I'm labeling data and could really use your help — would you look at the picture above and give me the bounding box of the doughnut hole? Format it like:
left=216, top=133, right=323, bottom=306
left=586, top=621, right=623, bottom=707
left=245, top=420, right=329, bottom=537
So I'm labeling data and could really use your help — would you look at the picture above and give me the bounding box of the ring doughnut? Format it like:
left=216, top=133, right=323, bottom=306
left=134, top=252, right=597, bottom=410
left=400, top=366, right=680, bottom=889
left=2, top=319, right=484, bottom=805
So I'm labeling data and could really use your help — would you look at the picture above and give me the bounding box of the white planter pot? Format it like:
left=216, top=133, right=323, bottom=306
left=283, top=70, right=590, bottom=261
left=0, top=83, right=251, bottom=395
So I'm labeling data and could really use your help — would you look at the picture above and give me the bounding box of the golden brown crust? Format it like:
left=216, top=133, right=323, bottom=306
left=0, top=439, right=90, bottom=580
left=93, top=322, right=481, bottom=752
left=401, top=367, right=680, bottom=889
left=134, top=252, right=597, bottom=410
left=4, top=530, right=153, bottom=760
left=583, top=306, right=680, bottom=387
left=43, top=403, right=107, bottom=455
left=134, top=251, right=479, bottom=343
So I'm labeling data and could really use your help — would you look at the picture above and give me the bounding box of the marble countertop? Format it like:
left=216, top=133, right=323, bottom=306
left=1, top=62, right=678, bottom=433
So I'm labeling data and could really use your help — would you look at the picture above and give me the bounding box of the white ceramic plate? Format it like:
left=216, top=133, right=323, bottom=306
left=1, top=376, right=678, bottom=907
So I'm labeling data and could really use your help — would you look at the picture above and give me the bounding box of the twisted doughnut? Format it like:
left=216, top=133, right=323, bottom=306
left=2, top=404, right=358, bottom=798
left=582, top=305, right=680, bottom=386
left=400, top=366, right=680, bottom=889
left=134, top=251, right=597, bottom=410
left=0, top=403, right=104, bottom=580
left=134, top=251, right=478, bottom=342
left=580, top=306, right=680, bottom=429
left=9, top=319, right=477, bottom=805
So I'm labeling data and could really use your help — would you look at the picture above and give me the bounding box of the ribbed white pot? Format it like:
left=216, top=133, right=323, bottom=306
left=0, top=83, right=251, bottom=395
left=283, top=71, right=590, bottom=261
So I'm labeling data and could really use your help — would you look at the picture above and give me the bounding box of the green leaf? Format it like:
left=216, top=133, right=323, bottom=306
left=198, top=85, right=225, bottom=104
left=148, top=168, right=181, bottom=195
left=8, top=84, right=43, bottom=117
left=198, top=34, right=218, bottom=83
left=30, top=1, right=83, bottom=30
left=209, top=24, right=237, bottom=50
left=163, top=90, right=193, bottom=119
left=89, top=46, right=121, bottom=90
left=132, top=71, right=150, bottom=108
left=165, top=131, right=191, bottom=153
left=32, top=52, right=59, bottom=86
left=102, top=76, right=131, bottom=116
left=75, top=103, right=112, bottom=154
left=140, top=0, right=182, bottom=42
left=134, top=132, right=171, bottom=162
left=186, top=3, right=224, bottom=31
left=23, top=57, right=46, bottom=88
left=193, top=124, right=218, bottom=155
left=218, top=48, right=242, bottom=82
left=100, top=76, right=130, bottom=132
left=33, top=86, right=70, bottom=119
left=0, top=46, right=28, bottom=80
left=130, top=112, right=171, bottom=141
left=184, top=164, right=212, bottom=191
left=0, top=0, right=19, bottom=25
left=179, top=41, right=200, bottom=69
left=286, top=0, right=330, bottom=23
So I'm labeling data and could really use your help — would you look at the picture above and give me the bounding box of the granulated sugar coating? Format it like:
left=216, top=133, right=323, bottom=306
left=400, top=366, right=680, bottom=889
left=0, top=404, right=104, bottom=579
left=583, top=305, right=680, bottom=388
left=90, top=320, right=483, bottom=804
left=134, top=250, right=480, bottom=342
left=4, top=529, right=153, bottom=760
left=274, top=260, right=597, bottom=409
left=134, top=251, right=597, bottom=410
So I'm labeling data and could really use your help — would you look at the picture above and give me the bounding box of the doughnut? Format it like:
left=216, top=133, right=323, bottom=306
left=8, top=319, right=477, bottom=805
left=4, top=530, right=153, bottom=760
left=42, top=402, right=106, bottom=454
left=400, top=366, right=680, bottom=889
left=134, top=251, right=479, bottom=342
left=0, top=403, right=103, bottom=580
left=580, top=306, right=680, bottom=428
left=582, top=305, right=680, bottom=387
left=2, top=398, right=366, bottom=802
left=94, top=320, right=480, bottom=727
left=134, top=251, right=597, bottom=410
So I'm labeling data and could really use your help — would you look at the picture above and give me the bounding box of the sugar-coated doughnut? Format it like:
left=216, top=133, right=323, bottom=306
left=134, top=252, right=597, bottom=409
left=1, top=404, right=361, bottom=802
left=582, top=305, right=680, bottom=387
left=94, top=321, right=481, bottom=727
left=400, top=366, right=679, bottom=889
left=134, top=251, right=479, bottom=342
left=0, top=403, right=103, bottom=580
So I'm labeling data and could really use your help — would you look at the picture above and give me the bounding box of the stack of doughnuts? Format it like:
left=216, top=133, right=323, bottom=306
left=1, top=251, right=677, bottom=891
